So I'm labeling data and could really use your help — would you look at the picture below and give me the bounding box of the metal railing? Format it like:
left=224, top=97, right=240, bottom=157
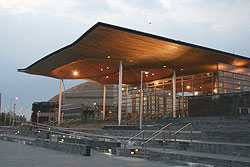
left=171, top=123, right=192, bottom=148
left=123, top=130, right=146, bottom=149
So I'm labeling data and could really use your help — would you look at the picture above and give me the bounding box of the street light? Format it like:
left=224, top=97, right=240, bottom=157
left=140, top=71, right=150, bottom=130
left=5, top=97, right=19, bottom=126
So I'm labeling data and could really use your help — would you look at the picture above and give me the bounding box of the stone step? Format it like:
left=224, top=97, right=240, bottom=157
left=119, top=146, right=250, bottom=167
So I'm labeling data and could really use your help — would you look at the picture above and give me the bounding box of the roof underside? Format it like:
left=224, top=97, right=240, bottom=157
left=19, top=22, right=250, bottom=84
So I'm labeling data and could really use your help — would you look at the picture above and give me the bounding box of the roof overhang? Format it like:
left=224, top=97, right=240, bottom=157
left=18, top=22, right=250, bottom=84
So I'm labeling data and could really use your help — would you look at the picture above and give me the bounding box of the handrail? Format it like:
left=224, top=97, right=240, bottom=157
left=29, top=123, right=118, bottom=141
left=125, top=130, right=146, bottom=144
left=171, top=123, right=192, bottom=148
left=142, top=123, right=172, bottom=145
left=152, top=123, right=172, bottom=135
left=171, top=123, right=191, bottom=136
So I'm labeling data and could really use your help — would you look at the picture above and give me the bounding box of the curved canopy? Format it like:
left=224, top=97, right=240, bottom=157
left=18, top=22, right=250, bottom=84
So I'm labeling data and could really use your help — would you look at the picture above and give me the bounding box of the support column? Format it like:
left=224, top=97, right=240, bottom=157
left=173, top=69, right=176, bottom=118
left=58, top=79, right=63, bottom=125
left=103, top=84, right=106, bottom=120
left=140, top=71, right=143, bottom=130
left=181, top=77, right=184, bottom=117
left=118, top=60, right=123, bottom=125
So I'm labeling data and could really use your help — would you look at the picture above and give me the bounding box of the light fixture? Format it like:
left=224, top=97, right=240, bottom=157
left=106, top=66, right=109, bottom=69
left=168, top=93, right=171, bottom=95
left=73, top=71, right=78, bottom=76
left=135, top=148, right=139, bottom=152
left=15, top=97, right=19, bottom=100
left=187, top=86, right=191, bottom=89
left=214, top=89, right=217, bottom=93
left=163, top=65, right=166, bottom=68
left=130, top=151, right=135, bottom=155
left=101, top=68, right=104, bottom=71
left=129, top=59, right=133, bottom=62
left=155, top=81, right=159, bottom=85
left=106, top=76, right=109, bottom=79
left=108, top=148, right=112, bottom=153
left=194, top=91, right=198, bottom=96
left=93, top=103, right=96, bottom=106
left=152, top=73, right=155, bottom=76
left=144, top=71, right=149, bottom=75
left=200, top=86, right=202, bottom=89
left=146, top=74, right=148, bottom=77
left=107, top=55, right=111, bottom=59
left=180, top=68, right=184, bottom=71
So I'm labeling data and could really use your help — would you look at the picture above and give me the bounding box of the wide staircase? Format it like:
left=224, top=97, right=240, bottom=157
left=74, top=115, right=250, bottom=166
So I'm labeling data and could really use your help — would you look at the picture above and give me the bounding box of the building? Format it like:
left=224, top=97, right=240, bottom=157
left=19, top=22, right=250, bottom=125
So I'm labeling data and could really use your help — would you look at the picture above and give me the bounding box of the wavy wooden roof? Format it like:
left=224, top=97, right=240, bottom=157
left=18, top=22, right=250, bottom=84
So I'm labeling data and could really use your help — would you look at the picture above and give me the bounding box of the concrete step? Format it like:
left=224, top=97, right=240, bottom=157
left=119, top=146, right=250, bottom=167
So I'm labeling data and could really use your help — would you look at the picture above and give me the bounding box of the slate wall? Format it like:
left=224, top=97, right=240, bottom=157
left=188, top=92, right=250, bottom=117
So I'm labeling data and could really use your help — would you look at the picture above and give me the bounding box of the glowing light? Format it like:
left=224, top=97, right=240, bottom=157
left=214, top=89, right=217, bottom=93
left=186, top=86, right=191, bottom=89
left=130, top=151, right=135, bottom=155
left=106, top=76, right=109, bottom=79
left=15, top=97, right=19, bottom=100
left=129, top=59, right=133, bottom=62
left=194, top=91, right=198, bottom=96
left=146, top=74, right=148, bottom=77
left=109, top=111, right=112, bottom=114
left=93, top=103, right=96, bottom=105
left=144, top=71, right=149, bottom=75
left=152, top=73, right=155, bottom=76
left=100, top=68, right=104, bottom=71
left=135, top=148, right=139, bottom=152
left=107, top=55, right=111, bottom=59
left=106, top=67, right=109, bottom=69
left=180, top=68, right=184, bottom=71
left=200, top=86, right=202, bottom=89
left=155, top=81, right=159, bottom=85
left=163, top=65, right=166, bottom=68
left=122, top=88, right=125, bottom=91
left=108, top=149, right=112, bottom=153
left=73, top=71, right=78, bottom=76
left=168, top=93, right=171, bottom=95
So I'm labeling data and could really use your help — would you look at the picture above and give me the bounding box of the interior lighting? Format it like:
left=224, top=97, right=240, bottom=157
left=155, top=81, right=159, bottom=85
left=180, top=68, right=184, bottom=71
left=163, top=65, right=166, bottom=68
left=107, top=56, right=111, bottom=59
left=135, top=148, right=139, bottom=152
left=214, top=89, right=217, bottom=93
left=106, top=66, right=109, bottom=69
left=187, top=86, right=191, bottom=89
left=109, top=111, right=112, bottom=114
left=144, top=71, right=149, bottom=75
left=152, top=73, right=155, bottom=76
left=93, top=103, right=97, bottom=106
left=146, top=74, right=148, bottom=77
left=200, top=86, right=202, bottom=89
left=101, top=68, right=104, bottom=71
left=194, top=91, right=198, bottom=96
left=168, top=93, right=171, bottom=95
left=108, top=148, right=112, bottom=153
left=130, top=151, right=135, bottom=155
left=129, top=60, right=133, bottom=62
left=106, top=76, right=109, bottom=79
left=73, top=71, right=78, bottom=76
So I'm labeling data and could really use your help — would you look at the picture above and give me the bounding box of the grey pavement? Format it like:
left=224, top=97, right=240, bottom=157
left=0, top=140, right=181, bottom=167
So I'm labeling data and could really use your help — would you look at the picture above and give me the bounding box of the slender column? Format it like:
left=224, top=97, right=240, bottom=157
left=126, top=86, right=128, bottom=113
left=103, top=84, right=106, bottom=120
left=222, top=71, right=225, bottom=93
left=118, top=60, right=123, bottom=125
left=58, top=79, right=63, bottom=125
left=140, top=71, right=143, bottom=130
left=181, top=77, right=184, bottom=117
left=173, top=69, right=176, bottom=118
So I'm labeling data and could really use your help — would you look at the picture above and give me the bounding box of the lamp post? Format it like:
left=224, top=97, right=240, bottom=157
left=140, top=71, right=150, bottom=130
left=5, top=97, right=19, bottom=126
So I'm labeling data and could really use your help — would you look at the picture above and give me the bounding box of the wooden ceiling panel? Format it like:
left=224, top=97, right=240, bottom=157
left=19, top=22, right=250, bottom=84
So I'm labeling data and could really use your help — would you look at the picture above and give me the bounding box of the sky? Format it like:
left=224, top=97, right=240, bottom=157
left=0, top=0, right=250, bottom=119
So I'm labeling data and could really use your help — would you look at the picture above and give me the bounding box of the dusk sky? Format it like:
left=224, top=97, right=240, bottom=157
left=0, top=0, right=250, bottom=119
